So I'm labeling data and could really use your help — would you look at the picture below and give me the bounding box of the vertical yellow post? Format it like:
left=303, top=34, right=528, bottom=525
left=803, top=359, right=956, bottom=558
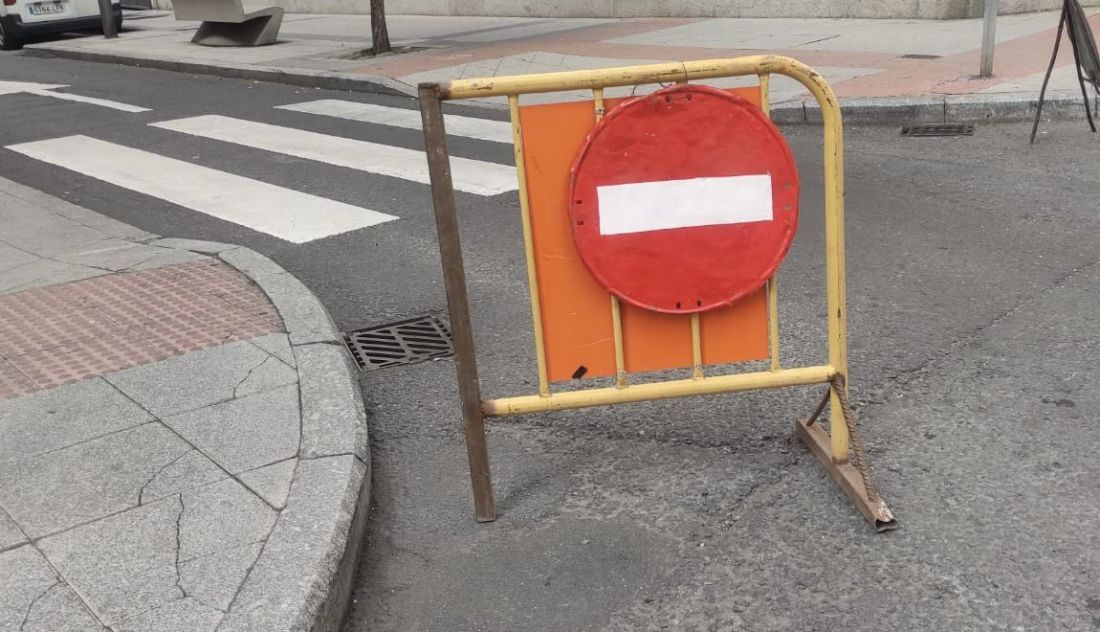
left=690, top=314, right=703, bottom=380
left=767, top=278, right=780, bottom=371
left=758, top=73, right=781, bottom=372
left=758, top=73, right=770, bottom=114
left=820, top=84, right=849, bottom=463
left=593, top=87, right=629, bottom=389
left=508, top=94, right=551, bottom=397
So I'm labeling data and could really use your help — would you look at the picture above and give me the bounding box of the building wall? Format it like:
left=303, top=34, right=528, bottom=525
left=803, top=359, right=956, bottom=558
left=152, top=0, right=1098, bottom=18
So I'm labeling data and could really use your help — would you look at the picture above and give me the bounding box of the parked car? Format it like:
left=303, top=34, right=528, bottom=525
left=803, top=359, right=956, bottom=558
left=0, top=0, right=120, bottom=50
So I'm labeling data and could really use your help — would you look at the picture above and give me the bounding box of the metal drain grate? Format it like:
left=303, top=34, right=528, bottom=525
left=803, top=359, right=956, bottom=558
left=901, top=124, right=975, bottom=137
left=344, top=315, right=454, bottom=370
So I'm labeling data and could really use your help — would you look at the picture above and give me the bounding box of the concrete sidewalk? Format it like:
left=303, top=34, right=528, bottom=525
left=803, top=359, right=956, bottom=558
left=0, top=177, right=369, bottom=632
left=22, top=8, right=1100, bottom=121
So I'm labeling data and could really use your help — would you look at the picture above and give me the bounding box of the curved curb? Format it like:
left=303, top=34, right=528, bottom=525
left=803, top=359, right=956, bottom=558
left=151, top=238, right=369, bottom=632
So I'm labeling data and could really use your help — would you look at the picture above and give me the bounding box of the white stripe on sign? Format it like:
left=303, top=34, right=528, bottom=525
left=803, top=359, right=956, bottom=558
left=597, top=175, right=773, bottom=236
left=151, top=115, right=517, bottom=196
left=6, top=136, right=397, bottom=244
left=276, top=99, right=515, bottom=145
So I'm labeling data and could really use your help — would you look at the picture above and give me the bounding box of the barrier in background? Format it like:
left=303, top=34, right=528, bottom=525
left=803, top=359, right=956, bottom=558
left=418, top=55, right=897, bottom=532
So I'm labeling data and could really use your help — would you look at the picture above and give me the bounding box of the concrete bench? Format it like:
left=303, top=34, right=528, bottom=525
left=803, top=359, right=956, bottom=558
left=172, top=0, right=283, bottom=46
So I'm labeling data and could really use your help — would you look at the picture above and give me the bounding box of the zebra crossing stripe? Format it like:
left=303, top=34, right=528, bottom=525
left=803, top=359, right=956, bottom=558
left=151, top=115, right=517, bottom=196
left=275, top=99, right=515, bottom=145
left=6, top=135, right=397, bottom=244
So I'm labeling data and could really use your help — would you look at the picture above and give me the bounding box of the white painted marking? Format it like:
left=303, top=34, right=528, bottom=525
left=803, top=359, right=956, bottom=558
left=151, top=115, right=517, bottom=196
left=6, top=136, right=397, bottom=244
left=0, top=80, right=150, bottom=112
left=276, top=99, right=515, bottom=145
left=597, top=175, right=773, bottom=236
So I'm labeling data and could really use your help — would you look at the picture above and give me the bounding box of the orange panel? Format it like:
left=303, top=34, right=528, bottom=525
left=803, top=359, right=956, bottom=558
left=519, top=88, right=770, bottom=383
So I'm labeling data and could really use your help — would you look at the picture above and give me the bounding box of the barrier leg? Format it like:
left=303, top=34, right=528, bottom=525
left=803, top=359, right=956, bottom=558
left=420, top=86, right=496, bottom=522
left=796, top=379, right=897, bottom=532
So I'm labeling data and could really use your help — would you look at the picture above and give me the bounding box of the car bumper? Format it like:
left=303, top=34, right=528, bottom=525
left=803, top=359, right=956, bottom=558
left=1, top=7, right=120, bottom=38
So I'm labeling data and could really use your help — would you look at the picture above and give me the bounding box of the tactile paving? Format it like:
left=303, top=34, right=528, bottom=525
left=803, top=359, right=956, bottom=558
left=0, top=259, right=282, bottom=399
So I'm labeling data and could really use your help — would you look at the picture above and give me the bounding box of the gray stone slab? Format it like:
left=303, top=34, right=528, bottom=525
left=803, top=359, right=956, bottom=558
left=219, top=455, right=368, bottom=632
left=0, top=242, right=38, bottom=274
left=0, top=544, right=102, bottom=632
left=147, top=238, right=239, bottom=255
left=219, top=249, right=339, bottom=346
left=141, top=449, right=229, bottom=505
left=105, top=341, right=297, bottom=417
left=163, top=384, right=301, bottom=475
left=54, top=241, right=187, bottom=272
left=262, top=271, right=341, bottom=346
left=38, top=496, right=183, bottom=626
left=0, top=545, right=56, bottom=628
left=178, top=478, right=276, bottom=561
left=0, top=195, right=113, bottom=258
left=0, top=378, right=153, bottom=463
left=0, top=176, right=153, bottom=243
left=113, top=598, right=222, bottom=632
left=295, top=343, right=368, bottom=461
left=180, top=542, right=263, bottom=611
left=0, top=423, right=224, bottom=537
left=0, top=258, right=106, bottom=295
left=39, top=479, right=274, bottom=627
left=217, top=248, right=292, bottom=287
left=249, top=333, right=296, bottom=368
left=0, top=509, right=27, bottom=552
left=129, top=249, right=209, bottom=271
left=238, top=458, right=297, bottom=509
left=20, top=582, right=105, bottom=632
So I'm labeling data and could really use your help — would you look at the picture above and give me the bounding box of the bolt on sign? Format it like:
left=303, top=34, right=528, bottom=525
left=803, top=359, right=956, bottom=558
left=418, top=56, right=897, bottom=532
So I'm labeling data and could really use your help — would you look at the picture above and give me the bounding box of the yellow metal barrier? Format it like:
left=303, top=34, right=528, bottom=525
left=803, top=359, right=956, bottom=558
left=418, top=55, right=896, bottom=531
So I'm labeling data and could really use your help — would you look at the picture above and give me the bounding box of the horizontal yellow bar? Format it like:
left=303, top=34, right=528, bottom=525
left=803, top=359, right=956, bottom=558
left=433, top=55, right=823, bottom=101
left=483, top=365, right=836, bottom=416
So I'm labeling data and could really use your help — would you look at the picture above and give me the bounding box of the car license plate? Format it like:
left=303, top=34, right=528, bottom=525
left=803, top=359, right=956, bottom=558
left=28, top=2, right=66, bottom=14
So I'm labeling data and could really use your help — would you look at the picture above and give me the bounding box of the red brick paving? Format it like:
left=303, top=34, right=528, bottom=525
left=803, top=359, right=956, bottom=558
left=0, top=259, right=282, bottom=400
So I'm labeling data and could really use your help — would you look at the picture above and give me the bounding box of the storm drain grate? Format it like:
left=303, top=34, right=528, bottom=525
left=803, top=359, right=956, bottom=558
left=344, top=315, right=454, bottom=370
left=901, top=123, right=975, bottom=137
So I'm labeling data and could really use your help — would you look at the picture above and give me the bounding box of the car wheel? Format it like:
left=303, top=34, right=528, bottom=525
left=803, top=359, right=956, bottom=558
left=0, top=20, right=23, bottom=50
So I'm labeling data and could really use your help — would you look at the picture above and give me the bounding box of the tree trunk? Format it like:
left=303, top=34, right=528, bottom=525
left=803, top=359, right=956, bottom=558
left=371, top=0, right=391, bottom=55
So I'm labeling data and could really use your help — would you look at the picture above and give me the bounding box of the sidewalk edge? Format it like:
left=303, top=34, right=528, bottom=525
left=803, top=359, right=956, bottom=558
left=152, top=238, right=368, bottom=632
left=21, top=44, right=418, bottom=99
left=22, top=43, right=1096, bottom=124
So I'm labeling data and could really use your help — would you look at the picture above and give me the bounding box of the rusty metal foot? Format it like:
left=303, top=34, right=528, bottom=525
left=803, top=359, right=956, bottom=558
left=796, top=417, right=898, bottom=533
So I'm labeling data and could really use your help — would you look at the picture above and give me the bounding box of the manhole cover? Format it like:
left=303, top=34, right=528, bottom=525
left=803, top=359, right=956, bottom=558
left=901, top=124, right=975, bottom=137
left=344, top=315, right=454, bottom=370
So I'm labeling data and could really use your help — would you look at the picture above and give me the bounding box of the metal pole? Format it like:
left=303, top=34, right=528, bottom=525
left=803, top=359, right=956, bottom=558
left=980, top=0, right=998, bottom=77
left=97, top=0, right=117, bottom=38
left=418, top=84, right=496, bottom=523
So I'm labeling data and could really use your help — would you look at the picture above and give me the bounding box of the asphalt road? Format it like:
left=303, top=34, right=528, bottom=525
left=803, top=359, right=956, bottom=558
left=3, top=52, right=1100, bottom=631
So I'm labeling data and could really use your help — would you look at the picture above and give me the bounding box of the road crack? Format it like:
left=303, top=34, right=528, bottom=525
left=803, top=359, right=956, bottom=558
left=232, top=356, right=276, bottom=399
left=173, top=494, right=189, bottom=601
left=138, top=450, right=191, bottom=506
left=19, top=581, right=59, bottom=632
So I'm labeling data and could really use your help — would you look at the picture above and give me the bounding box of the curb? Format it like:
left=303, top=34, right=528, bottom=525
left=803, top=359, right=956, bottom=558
left=150, top=238, right=369, bottom=632
left=21, top=44, right=418, bottom=99
left=770, top=91, right=1089, bottom=125
left=22, top=40, right=1092, bottom=124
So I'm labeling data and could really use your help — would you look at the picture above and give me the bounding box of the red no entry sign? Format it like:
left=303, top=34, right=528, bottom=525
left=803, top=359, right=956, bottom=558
left=569, top=84, right=799, bottom=314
